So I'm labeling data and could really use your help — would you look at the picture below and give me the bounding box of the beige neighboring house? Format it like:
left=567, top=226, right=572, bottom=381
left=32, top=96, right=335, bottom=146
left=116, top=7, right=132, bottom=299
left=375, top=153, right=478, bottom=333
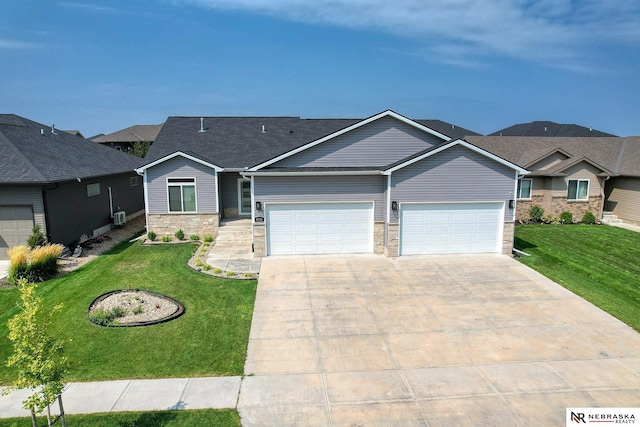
left=92, top=124, right=163, bottom=153
left=465, top=136, right=640, bottom=226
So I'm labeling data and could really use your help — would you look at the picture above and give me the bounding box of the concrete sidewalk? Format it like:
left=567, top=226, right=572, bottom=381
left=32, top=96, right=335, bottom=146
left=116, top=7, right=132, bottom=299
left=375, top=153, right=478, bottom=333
left=0, top=376, right=241, bottom=418
left=206, top=219, right=261, bottom=275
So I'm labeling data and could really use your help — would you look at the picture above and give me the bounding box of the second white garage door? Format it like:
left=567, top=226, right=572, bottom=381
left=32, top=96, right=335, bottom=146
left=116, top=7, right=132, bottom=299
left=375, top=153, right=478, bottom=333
left=266, top=202, right=373, bottom=255
left=400, top=202, right=503, bottom=255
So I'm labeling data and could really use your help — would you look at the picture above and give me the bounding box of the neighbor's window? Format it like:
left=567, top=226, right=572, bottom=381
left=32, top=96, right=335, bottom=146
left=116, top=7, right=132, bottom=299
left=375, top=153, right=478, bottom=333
left=87, top=183, right=101, bottom=197
left=568, top=179, right=589, bottom=200
left=130, top=176, right=138, bottom=186
left=517, top=178, right=532, bottom=199
left=167, top=178, right=196, bottom=212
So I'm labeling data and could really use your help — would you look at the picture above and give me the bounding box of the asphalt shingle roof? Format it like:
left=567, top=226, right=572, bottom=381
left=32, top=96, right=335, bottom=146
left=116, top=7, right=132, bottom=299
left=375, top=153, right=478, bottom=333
left=464, top=136, right=640, bottom=176
left=0, top=114, right=144, bottom=183
left=490, top=121, right=616, bottom=137
left=92, top=124, right=163, bottom=143
left=146, top=116, right=479, bottom=169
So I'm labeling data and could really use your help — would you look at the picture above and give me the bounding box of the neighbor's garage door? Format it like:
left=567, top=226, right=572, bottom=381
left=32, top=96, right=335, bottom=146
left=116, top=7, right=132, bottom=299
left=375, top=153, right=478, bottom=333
left=266, top=203, right=373, bottom=255
left=0, top=206, right=35, bottom=260
left=400, top=202, right=503, bottom=255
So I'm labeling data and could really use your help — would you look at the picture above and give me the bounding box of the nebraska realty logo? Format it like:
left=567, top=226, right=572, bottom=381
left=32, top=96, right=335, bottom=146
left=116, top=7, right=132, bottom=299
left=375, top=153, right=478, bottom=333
left=567, top=408, right=639, bottom=425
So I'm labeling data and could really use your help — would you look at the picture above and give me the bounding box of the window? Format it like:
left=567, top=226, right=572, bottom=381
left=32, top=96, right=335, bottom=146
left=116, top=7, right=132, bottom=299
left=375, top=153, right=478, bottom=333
left=167, top=178, right=196, bottom=212
left=517, top=179, right=532, bottom=199
left=87, top=183, right=100, bottom=197
left=568, top=179, right=589, bottom=200
left=130, top=176, right=139, bottom=186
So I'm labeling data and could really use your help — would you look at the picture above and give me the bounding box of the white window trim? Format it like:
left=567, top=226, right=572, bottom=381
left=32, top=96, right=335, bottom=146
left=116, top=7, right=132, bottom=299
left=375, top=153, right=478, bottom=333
left=237, top=178, right=251, bottom=216
left=517, top=178, right=533, bottom=199
left=567, top=179, right=590, bottom=201
left=166, top=177, right=197, bottom=213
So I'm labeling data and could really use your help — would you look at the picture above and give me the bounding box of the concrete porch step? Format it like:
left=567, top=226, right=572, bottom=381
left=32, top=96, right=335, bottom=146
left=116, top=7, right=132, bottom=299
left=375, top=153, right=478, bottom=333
left=602, top=212, right=623, bottom=224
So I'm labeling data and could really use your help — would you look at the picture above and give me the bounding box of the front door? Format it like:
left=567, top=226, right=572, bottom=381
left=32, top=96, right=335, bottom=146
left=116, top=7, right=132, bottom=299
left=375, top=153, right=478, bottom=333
left=238, top=179, right=251, bottom=216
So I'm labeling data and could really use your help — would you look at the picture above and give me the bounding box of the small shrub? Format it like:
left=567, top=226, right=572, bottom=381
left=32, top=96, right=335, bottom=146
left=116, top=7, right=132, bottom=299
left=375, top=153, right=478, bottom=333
left=89, top=306, right=127, bottom=326
left=202, top=264, right=211, bottom=271
left=582, top=211, right=597, bottom=224
left=529, top=205, right=544, bottom=222
left=26, top=225, right=46, bottom=248
left=7, top=243, right=63, bottom=284
left=195, top=258, right=204, bottom=267
left=203, top=235, right=213, bottom=243
left=175, top=229, right=185, bottom=240
left=560, top=211, right=573, bottom=224
left=202, top=242, right=210, bottom=248
left=190, top=234, right=200, bottom=241
left=544, top=215, right=561, bottom=225
left=226, top=271, right=236, bottom=277
left=161, top=235, right=171, bottom=243
left=213, top=268, right=222, bottom=274
left=7, top=246, right=29, bottom=284
left=147, top=231, right=157, bottom=241
left=133, top=305, right=143, bottom=315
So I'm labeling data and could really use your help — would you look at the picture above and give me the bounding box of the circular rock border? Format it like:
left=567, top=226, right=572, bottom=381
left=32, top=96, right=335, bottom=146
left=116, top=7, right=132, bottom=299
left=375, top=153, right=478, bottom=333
left=87, top=289, right=185, bottom=327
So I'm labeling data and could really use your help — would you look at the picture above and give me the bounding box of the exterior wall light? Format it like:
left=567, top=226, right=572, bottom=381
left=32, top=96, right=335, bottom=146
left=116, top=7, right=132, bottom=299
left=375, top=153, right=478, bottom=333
left=255, top=201, right=262, bottom=211
left=509, top=199, right=515, bottom=208
left=391, top=201, right=398, bottom=211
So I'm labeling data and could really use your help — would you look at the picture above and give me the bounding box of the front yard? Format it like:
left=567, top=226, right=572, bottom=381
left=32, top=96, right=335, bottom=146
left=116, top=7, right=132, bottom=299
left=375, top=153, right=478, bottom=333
left=0, top=240, right=257, bottom=384
left=514, top=224, right=640, bottom=332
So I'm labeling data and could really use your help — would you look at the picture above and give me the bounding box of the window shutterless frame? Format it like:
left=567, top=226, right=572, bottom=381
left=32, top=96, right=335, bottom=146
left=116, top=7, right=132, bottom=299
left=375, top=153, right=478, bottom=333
left=567, top=179, right=589, bottom=200
left=517, top=178, right=532, bottom=199
left=166, top=177, right=197, bottom=212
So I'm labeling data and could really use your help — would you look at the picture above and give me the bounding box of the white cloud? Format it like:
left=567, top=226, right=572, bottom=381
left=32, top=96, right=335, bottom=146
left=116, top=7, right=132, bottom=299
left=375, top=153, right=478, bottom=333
left=178, top=0, right=640, bottom=71
left=0, top=39, right=41, bottom=49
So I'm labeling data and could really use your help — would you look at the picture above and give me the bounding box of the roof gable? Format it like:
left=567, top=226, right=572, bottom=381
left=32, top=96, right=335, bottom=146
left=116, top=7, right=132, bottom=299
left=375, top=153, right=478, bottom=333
left=490, top=121, right=617, bottom=137
left=544, top=156, right=613, bottom=176
left=136, top=151, right=222, bottom=173
left=524, top=148, right=572, bottom=170
left=384, top=139, right=528, bottom=175
left=250, top=110, right=452, bottom=171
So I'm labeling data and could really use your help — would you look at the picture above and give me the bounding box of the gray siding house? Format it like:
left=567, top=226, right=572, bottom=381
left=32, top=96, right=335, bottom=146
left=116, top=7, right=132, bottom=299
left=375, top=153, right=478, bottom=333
left=137, top=110, right=527, bottom=257
left=0, top=114, right=144, bottom=259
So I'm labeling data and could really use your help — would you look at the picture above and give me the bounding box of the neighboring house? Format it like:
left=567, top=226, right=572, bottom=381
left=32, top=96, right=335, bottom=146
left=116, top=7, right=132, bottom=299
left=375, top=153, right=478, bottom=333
left=64, top=130, right=86, bottom=138
left=490, top=121, right=617, bottom=137
left=92, top=124, right=163, bottom=154
left=136, top=110, right=526, bottom=257
left=0, top=114, right=145, bottom=259
left=465, top=136, right=640, bottom=225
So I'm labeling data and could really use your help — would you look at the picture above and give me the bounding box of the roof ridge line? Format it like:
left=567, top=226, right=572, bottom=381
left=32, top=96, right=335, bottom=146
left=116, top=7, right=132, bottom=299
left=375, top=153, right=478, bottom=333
left=0, top=127, right=48, bottom=182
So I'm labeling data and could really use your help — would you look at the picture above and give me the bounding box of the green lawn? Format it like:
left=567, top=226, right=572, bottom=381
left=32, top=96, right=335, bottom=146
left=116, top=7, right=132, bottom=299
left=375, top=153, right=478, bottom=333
left=0, top=240, right=257, bottom=384
left=0, top=409, right=241, bottom=427
left=514, top=224, right=640, bottom=331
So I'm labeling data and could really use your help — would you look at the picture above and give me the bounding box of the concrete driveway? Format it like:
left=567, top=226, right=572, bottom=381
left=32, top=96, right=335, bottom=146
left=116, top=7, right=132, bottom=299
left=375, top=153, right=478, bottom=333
left=238, top=254, right=640, bottom=426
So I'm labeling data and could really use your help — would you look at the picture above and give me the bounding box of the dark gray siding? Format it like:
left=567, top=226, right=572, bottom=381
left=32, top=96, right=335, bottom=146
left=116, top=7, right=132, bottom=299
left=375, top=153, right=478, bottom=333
left=390, top=145, right=515, bottom=222
left=254, top=175, right=386, bottom=221
left=0, top=185, right=46, bottom=235
left=43, top=172, right=144, bottom=245
left=273, top=117, right=445, bottom=168
left=146, top=157, right=217, bottom=214
left=219, top=172, right=243, bottom=214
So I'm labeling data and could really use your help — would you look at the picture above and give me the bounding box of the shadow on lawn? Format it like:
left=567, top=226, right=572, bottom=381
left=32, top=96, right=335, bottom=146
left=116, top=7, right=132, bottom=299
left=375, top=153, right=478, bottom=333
left=514, top=236, right=537, bottom=251
left=112, top=411, right=180, bottom=427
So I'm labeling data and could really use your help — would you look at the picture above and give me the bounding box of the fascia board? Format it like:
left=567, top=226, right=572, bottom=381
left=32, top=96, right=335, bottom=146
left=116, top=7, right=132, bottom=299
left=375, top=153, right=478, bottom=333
left=135, top=151, right=223, bottom=173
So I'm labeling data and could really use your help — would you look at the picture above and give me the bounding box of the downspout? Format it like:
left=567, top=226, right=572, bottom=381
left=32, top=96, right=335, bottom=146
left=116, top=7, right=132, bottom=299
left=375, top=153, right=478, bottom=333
left=600, top=176, right=610, bottom=221
left=108, top=187, right=114, bottom=218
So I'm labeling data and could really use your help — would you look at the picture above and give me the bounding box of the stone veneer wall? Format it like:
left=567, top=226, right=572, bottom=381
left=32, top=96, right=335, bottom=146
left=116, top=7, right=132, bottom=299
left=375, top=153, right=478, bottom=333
left=147, top=213, right=219, bottom=239
left=502, top=222, right=514, bottom=255
left=253, top=222, right=265, bottom=257
left=374, top=222, right=385, bottom=255
left=516, top=195, right=602, bottom=223
left=385, top=223, right=399, bottom=257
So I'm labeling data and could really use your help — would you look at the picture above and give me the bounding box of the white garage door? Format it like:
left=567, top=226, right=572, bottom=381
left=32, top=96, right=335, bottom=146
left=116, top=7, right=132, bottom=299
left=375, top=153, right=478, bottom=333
left=400, top=202, right=503, bottom=255
left=266, top=203, right=373, bottom=255
left=0, top=206, right=35, bottom=260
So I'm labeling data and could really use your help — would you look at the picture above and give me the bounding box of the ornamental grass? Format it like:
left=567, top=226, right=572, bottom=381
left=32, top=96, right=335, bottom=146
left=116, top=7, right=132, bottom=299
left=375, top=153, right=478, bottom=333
left=7, top=243, right=64, bottom=284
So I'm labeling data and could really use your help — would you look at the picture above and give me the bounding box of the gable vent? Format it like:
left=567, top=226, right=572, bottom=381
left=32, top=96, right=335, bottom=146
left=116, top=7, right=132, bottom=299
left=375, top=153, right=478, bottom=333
left=198, top=117, right=206, bottom=133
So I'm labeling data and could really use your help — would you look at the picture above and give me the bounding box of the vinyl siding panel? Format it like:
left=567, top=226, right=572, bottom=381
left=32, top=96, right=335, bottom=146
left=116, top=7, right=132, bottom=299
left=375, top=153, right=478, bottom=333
left=43, top=172, right=144, bottom=245
left=254, top=175, right=386, bottom=221
left=551, top=163, right=603, bottom=197
left=390, top=145, right=515, bottom=223
left=146, top=157, right=217, bottom=214
left=606, top=177, right=640, bottom=225
left=220, top=172, right=242, bottom=213
left=0, top=185, right=46, bottom=238
left=273, top=117, right=444, bottom=168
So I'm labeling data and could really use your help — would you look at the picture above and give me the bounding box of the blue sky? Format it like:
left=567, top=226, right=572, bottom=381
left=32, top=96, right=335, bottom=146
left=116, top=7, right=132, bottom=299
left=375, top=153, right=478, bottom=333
left=2, top=0, right=639, bottom=137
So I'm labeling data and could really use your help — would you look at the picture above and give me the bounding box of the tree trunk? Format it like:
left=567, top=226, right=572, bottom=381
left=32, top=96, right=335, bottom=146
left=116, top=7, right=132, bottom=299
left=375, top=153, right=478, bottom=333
left=30, top=408, right=37, bottom=427
left=58, top=395, right=67, bottom=427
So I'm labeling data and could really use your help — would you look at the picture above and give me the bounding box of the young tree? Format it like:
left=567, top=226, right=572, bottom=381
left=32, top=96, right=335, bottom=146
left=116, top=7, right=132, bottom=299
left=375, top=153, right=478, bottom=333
left=3, top=278, right=68, bottom=427
left=131, top=140, right=151, bottom=158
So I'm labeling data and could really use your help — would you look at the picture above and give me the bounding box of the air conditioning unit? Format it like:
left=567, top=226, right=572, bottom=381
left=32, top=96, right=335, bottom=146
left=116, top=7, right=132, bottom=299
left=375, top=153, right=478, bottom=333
left=113, top=211, right=126, bottom=226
